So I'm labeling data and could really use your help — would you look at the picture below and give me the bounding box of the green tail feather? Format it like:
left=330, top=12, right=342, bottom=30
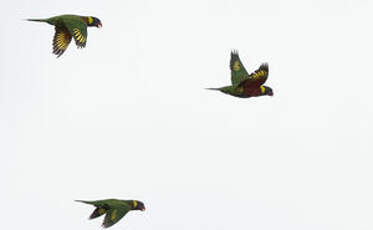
left=26, top=18, right=48, bottom=23
left=206, top=88, right=220, bottom=90
left=75, top=200, right=95, bottom=205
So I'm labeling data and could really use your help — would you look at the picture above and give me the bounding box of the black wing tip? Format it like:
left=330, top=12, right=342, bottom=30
left=53, top=50, right=64, bottom=58
left=52, top=45, right=65, bottom=57
left=89, top=208, right=103, bottom=219
left=230, top=49, right=239, bottom=57
left=259, top=63, right=269, bottom=71
left=89, top=213, right=97, bottom=220
left=76, top=42, right=86, bottom=49
left=102, top=222, right=112, bottom=228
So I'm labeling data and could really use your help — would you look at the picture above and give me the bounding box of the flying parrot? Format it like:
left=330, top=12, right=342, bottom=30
left=208, top=50, right=273, bottom=98
left=76, top=199, right=145, bottom=228
left=27, top=14, right=102, bottom=57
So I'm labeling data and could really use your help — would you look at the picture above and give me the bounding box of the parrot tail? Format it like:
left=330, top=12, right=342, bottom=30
left=75, top=200, right=93, bottom=204
left=26, top=18, right=49, bottom=23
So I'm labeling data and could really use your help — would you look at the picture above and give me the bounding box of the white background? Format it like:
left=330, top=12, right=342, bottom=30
left=1, top=0, right=373, bottom=229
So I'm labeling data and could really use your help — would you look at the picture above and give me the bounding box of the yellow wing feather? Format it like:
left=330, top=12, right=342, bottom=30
left=52, top=27, right=72, bottom=57
left=72, top=28, right=87, bottom=47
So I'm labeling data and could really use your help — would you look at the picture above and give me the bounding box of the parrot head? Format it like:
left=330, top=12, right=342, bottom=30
left=88, top=16, right=102, bottom=28
left=264, top=86, right=273, bottom=96
left=132, top=200, right=146, bottom=211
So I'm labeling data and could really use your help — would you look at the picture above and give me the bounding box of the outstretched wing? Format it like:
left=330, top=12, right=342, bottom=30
left=52, top=27, right=72, bottom=57
left=230, top=50, right=249, bottom=85
left=238, top=63, right=269, bottom=88
left=102, top=205, right=131, bottom=228
left=89, top=207, right=108, bottom=219
left=63, top=19, right=88, bottom=48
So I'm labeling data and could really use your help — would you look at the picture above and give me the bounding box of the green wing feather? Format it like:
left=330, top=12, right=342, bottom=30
left=62, top=17, right=88, bottom=48
left=230, top=50, right=249, bottom=86
left=89, top=207, right=108, bottom=219
left=102, top=205, right=131, bottom=228
left=76, top=199, right=131, bottom=228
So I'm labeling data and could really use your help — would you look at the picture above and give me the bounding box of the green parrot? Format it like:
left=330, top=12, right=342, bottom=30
left=27, top=14, right=102, bottom=57
left=76, top=199, right=145, bottom=228
left=207, top=50, right=273, bottom=98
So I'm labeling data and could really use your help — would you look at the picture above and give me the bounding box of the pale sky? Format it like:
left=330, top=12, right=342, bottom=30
left=1, top=0, right=373, bottom=230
